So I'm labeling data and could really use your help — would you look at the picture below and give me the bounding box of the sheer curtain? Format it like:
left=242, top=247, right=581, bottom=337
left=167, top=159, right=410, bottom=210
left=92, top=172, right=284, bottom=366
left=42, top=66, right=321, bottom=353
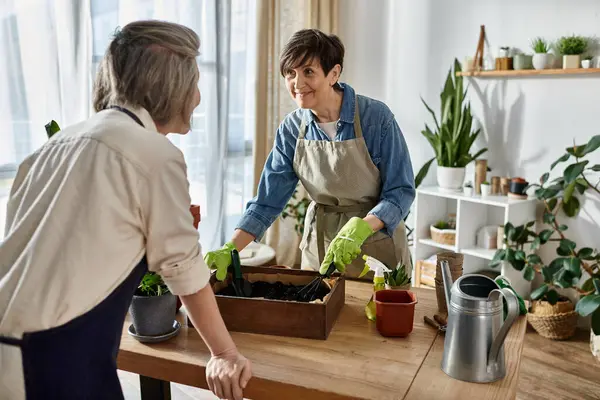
left=0, top=0, right=257, bottom=250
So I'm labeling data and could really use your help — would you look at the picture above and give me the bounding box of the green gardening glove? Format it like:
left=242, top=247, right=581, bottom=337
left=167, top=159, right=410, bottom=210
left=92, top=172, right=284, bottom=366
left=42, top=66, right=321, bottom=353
left=319, top=217, right=374, bottom=275
left=495, top=276, right=527, bottom=316
left=204, top=242, right=236, bottom=281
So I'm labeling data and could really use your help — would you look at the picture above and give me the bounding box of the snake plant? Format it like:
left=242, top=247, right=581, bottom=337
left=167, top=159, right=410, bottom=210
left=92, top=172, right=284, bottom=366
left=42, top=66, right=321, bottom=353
left=419, top=58, right=487, bottom=171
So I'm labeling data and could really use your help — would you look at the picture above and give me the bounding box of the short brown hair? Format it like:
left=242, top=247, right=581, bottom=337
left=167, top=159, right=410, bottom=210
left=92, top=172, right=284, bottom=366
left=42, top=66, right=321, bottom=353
left=279, top=29, right=345, bottom=78
left=93, top=20, right=200, bottom=126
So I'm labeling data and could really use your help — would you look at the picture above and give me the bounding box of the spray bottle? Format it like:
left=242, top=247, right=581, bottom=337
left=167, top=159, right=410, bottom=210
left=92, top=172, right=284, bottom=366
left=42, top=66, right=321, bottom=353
left=359, top=255, right=390, bottom=321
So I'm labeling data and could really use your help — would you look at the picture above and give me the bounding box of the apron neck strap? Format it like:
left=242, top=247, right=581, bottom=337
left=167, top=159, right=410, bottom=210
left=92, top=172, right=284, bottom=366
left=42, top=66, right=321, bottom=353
left=298, top=95, right=362, bottom=139
left=353, top=95, right=363, bottom=139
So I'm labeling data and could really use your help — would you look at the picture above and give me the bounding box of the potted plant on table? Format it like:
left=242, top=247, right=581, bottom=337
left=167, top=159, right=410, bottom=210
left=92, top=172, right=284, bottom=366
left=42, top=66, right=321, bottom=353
left=420, top=59, right=488, bottom=192
left=490, top=135, right=600, bottom=347
left=557, top=34, right=588, bottom=69
left=384, top=263, right=411, bottom=289
left=129, top=271, right=179, bottom=341
left=582, top=55, right=593, bottom=69
left=531, top=37, right=552, bottom=70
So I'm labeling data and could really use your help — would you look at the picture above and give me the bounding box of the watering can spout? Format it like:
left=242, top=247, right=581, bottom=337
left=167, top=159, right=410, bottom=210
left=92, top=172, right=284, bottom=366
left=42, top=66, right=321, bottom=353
left=440, top=260, right=452, bottom=312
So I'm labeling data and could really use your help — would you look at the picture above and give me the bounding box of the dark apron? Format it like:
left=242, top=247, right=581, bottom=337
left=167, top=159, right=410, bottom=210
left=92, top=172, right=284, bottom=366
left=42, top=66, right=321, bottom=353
left=0, top=106, right=147, bottom=399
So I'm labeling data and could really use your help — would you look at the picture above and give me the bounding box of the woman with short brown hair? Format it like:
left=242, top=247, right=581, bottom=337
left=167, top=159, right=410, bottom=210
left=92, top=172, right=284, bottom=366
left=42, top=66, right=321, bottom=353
left=0, top=20, right=250, bottom=400
left=206, top=28, right=415, bottom=284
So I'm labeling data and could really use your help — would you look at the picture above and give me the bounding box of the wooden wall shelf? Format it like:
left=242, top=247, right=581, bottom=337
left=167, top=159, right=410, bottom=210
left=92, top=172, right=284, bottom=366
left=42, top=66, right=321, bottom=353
left=457, top=68, right=600, bottom=78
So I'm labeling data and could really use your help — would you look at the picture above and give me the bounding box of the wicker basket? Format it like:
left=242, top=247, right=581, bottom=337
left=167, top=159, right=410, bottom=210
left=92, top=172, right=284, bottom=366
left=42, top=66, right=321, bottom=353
left=430, top=226, right=456, bottom=246
left=528, top=300, right=578, bottom=340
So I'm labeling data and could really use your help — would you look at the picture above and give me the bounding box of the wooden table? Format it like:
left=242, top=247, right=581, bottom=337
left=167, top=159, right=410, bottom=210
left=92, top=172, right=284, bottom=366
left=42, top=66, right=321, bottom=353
left=118, top=281, right=527, bottom=400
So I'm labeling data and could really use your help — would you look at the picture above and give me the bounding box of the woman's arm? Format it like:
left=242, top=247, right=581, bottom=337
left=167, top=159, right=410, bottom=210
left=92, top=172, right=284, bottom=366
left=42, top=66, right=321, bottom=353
left=367, top=116, right=416, bottom=236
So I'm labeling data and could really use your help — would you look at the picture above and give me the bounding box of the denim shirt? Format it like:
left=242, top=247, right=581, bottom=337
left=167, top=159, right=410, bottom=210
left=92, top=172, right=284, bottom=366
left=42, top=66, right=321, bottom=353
left=236, top=83, right=415, bottom=240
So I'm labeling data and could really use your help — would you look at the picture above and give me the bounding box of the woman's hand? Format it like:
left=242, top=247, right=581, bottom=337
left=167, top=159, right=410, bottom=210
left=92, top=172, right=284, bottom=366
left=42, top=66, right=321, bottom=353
left=206, top=348, right=252, bottom=400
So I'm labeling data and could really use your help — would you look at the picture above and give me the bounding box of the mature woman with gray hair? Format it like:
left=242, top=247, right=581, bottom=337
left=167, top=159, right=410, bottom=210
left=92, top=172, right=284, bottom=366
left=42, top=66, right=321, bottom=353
left=0, top=20, right=251, bottom=400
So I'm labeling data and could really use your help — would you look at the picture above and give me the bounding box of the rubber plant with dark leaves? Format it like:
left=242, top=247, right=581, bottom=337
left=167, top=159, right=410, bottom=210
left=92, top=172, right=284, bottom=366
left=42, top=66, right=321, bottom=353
left=490, top=135, right=600, bottom=335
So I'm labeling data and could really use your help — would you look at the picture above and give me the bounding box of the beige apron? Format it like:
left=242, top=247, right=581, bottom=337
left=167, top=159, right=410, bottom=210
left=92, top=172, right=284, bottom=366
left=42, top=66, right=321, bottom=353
left=292, top=96, right=412, bottom=282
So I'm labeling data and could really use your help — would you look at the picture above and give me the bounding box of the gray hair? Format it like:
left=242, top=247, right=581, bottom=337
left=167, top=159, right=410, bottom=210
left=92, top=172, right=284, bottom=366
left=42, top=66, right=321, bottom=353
left=93, top=20, right=200, bottom=126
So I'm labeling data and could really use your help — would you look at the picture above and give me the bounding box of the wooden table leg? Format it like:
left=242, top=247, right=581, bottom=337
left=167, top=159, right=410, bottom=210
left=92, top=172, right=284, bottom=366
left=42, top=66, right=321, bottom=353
left=139, top=375, right=171, bottom=400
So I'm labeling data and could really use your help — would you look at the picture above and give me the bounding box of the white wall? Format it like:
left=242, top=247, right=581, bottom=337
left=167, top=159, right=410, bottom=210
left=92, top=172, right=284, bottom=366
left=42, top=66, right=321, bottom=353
left=340, top=0, right=600, bottom=278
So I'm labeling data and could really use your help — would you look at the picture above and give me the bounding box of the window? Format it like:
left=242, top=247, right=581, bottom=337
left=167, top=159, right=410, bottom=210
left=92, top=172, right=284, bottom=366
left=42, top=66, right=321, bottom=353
left=1, top=1, right=256, bottom=249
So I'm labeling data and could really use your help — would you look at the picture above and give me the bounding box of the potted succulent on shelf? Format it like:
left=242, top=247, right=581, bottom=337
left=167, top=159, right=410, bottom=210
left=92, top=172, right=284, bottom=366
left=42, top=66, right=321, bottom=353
left=582, top=55, right=593, bottom=69
left=490, top=135, right=600, bottom=345
left=480, top=180, right=491, bottom=197
left=557, top=34, right=588, bottom=69
left=129, top=272, right=179, bottom=341
left=531, top=37, right=552, bottom=70
left=463, top=181, right=473, bottom=196
left=420, top=59, right=487, bottom=192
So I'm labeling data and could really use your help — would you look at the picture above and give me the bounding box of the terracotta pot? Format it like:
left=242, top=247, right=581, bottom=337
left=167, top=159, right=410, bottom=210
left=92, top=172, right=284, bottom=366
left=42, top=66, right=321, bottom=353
left=190, top=204, right=201, bottom=229
left=374, top=290, right=418, bottom=337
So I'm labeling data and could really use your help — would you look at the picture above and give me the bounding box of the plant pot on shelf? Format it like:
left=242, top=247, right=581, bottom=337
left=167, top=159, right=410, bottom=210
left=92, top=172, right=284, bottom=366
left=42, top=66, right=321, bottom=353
left=463, top=186, right=473, bottom=196
left=563, top=54, right=581, bottom=69
left=430, top=225, right=456, bottom=246
left=436, top=166, right=465, bottom=192
left=374, top=290, right=418, bottom=337
left=591, top=330, right=600, bottom=363
left=582, top=59, right=592, bottom=69
left=513, top=54, right=533, bottom=70
left=527, top=298, right=578, bottom=340
left=480, top=183, right=491, bottom=197
left=532, top=53, right=550, bottom=70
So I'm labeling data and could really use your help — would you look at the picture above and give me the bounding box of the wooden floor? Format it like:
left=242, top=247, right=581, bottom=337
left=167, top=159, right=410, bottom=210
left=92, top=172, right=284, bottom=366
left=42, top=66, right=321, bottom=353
left=119, top=327, right=600, bottom=400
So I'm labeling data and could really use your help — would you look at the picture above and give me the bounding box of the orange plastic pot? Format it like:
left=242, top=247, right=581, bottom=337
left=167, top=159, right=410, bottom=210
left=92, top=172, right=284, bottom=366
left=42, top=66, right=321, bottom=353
left=374, top=290, right=418, bottom=337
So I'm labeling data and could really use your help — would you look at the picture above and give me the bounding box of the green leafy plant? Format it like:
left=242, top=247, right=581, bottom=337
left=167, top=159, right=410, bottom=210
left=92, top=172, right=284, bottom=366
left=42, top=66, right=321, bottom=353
left=280, top=186, right=311, bottom=236
left=137, top=271, right=170, bottom=296
left=584, top=55, right=594, bottom=61
left=531, top=37, right=550, bottom=54
left=464, top=181, right=473, bottom=188
left=490, top=135, right=600, bottom=334
left=557, top=35, right=588, bottom=55
left=385, top=263, right=411, bottom=287
left=419, top=59, right=487, bottom=171
left=482, top=180, right=490, bottom=185
left=45, top=120, right=61, bottom=138
left=433, top=220, right=454, bottom=230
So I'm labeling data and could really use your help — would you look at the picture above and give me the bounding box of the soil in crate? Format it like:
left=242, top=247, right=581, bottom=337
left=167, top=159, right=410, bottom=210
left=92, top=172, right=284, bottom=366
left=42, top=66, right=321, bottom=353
left=217, top=280, right=331, bottom=302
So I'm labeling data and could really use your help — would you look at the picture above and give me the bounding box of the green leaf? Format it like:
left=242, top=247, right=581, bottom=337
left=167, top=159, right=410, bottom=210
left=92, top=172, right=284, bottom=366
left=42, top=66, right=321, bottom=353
left=527, top=254, right=543, bottom=265
left=531, top=284, right=549, bottom=300
left=530, top=237, right=541, bottom=251
left=557, top=239, right=576, bottom=256
left=415, top=158, right=435, bottom=188
left=558, top=224, right=568, bottom=231
left=489, top=249, right=506, bottom=268
left=564, top=257, right=582, bottom=277
left=562, top=195, right=580, bottom=217
left=505, top=222, right=515, bottom=241
left=540, top=172, right=549, bottom=184
left=511, top=259, right=526, bottom=271
left=582, top=277, right=596, bottom=292
left=545, top=289, right=560, bottom=305
left=581, top=135, right=600, bottom=156
left=45, top=120, right=61, bottom=138
left=541, top=266, right=554, bottom=282
left=594, top=278, right=600, bottom=294
left=515, top=250, right=526, bottom=260
left=592, top=309, right=600, bottom=335
left=553, top=269, right=572, bottom=288
left=578, top=247, right=595, bottom=260
left=564, top=161, right=589, bottom=184
left=543, top=211, right=555, bottom=224
left=523, top=266, right=535, bottom=281
left=591, top=164, right=600, bottom=172
left=526, top=221, right=535, bottom=228
left=505, top=248, right=515, bottom=261
left=563, top=181, right=576, bottom=204
left=546, top=198, right=558, bottom=211
left=539, top=229, right=554, bottom=244
left=550, top=153, right=570, bottom=170
left=575, top=294, right=600, bottom=316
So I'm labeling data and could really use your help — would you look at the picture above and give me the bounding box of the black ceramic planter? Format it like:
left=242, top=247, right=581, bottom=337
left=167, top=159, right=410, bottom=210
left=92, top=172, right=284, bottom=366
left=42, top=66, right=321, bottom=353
left=129, top=293, right=177, bottom=336
left=509, top=180, right=528, bottom=195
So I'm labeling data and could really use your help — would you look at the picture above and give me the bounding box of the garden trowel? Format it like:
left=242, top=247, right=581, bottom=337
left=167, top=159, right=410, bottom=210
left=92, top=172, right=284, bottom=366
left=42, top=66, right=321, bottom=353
left=231, top=249, right=252, bottom=297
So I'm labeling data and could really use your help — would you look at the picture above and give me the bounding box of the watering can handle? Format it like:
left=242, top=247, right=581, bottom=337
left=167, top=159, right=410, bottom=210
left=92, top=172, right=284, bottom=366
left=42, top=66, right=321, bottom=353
left=487, top=287, right=519, bottom=366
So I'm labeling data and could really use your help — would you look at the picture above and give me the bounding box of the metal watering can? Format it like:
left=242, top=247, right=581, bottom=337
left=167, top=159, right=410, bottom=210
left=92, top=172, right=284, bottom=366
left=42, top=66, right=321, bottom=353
left=440, top=260, right=519, bottom=383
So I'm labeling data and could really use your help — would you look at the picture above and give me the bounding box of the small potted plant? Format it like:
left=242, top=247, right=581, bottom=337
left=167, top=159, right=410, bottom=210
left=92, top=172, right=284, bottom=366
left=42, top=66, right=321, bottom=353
left=430, top=218, right=456, bottom=246
left=582, top=55, right=593, bottom=69
left=463, top=181, right=473, bottom=196
left=513, top=52, right=533, bottom=70
left=557, top=34, right=588, bottom=69
left=531, top=37, right=552, bottom=70
left=480, top=180, right=491, bottom=196
left=384, top=263, right=411, bottom=289
left=129, top=272, right=179, bottom=341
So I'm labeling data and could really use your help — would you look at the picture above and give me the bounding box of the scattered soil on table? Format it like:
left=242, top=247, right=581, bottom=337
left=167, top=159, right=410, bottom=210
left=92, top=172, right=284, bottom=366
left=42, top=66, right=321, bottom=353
left=217, top=281, right=331, bottom=302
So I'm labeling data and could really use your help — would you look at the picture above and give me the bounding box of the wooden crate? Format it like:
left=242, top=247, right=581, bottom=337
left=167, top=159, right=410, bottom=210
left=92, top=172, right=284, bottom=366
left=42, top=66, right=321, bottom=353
left=187, top=266, right=345, bottom=340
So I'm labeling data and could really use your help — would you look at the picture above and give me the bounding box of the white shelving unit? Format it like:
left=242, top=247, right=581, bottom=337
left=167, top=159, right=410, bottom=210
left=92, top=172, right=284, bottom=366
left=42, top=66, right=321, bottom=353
left=412, top=186, right=538, bottom=281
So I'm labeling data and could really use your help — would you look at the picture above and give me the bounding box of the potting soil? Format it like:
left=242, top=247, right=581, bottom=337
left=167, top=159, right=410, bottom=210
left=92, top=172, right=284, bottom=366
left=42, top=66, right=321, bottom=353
left=217, top=280, right=330, bottom=302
